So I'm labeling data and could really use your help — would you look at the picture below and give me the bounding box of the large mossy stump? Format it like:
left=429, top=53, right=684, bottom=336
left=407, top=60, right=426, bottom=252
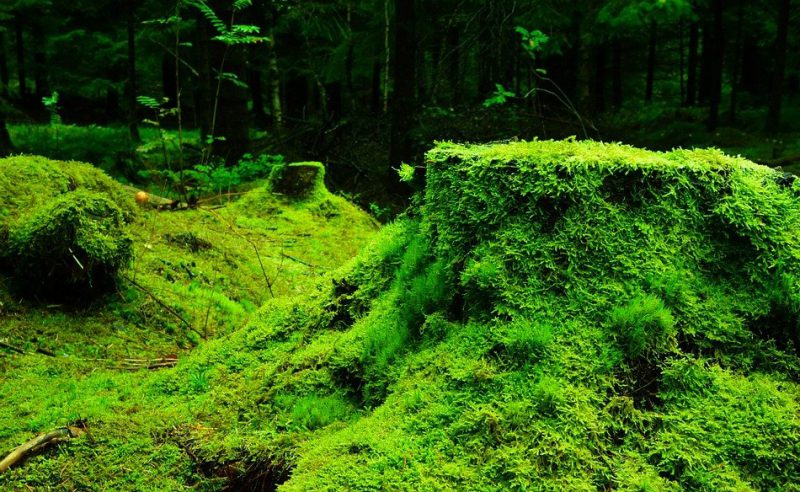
left=271, top=162, right=325, bottom=198
left=0, top=156, right=135, bottom=300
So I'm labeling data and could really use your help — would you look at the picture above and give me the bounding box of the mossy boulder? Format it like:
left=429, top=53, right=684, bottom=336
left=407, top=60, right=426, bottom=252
left=0, top=156, right=135, bottom=299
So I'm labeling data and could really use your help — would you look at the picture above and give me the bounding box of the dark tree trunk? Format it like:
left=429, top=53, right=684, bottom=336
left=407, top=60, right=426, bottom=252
left=593, top=44, right=606, bottom=114
left=729, top=2, right=743, bottom=124
left=389, top=0, right=417, bottom=172
left=446, top=27, right=461, bottom=106
left=740, top=36, right=762, bottom=95
left=645, top=21, right=656, bottom=102
left=248, top=55, right=266, bottom=126
left=611, top=39, right=623, bottom=108
left=15, top=17, right=26, bottom=99
left=161, top=52, right=177, bottom=106
left=0, top=32, right=9, bottom=97
left=707, top=0, right=724, bottom=131
left=127, top=0, right=141, bottom=142
left=370, top=59, right=381, bottom=114
left=0, top=116, right=13, bottom=156
left=194, top=9, right=212, bottom=142
left=208, top=0, right=251, bottom=163
left=699, top=23, right=712, bottom=103
left=686, top=21, right=699, bottom=105
left=32, top=22, right=48, bottom=99
left=766, top=0, right=791, bottom=133
left=679, top=20, right=685, bottom=104
left=266, top=12, right=282, bottom=129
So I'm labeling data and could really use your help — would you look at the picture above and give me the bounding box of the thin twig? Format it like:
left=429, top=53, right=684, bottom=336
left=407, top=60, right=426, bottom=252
left=121, top=275, right=204, bottom=339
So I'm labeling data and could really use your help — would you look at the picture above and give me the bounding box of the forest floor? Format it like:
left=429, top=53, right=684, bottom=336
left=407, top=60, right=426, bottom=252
left=0, top=174, right=378, bottom=490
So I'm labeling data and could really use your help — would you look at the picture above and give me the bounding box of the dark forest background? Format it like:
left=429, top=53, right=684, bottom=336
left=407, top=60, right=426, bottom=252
left=0, top=0, right=796, bottom=211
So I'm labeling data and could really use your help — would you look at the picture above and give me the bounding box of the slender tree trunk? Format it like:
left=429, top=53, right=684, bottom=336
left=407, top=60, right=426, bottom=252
left=15, top=17, right=26, bottom=99
left=446, top=27, right=461, bottom=106
left=612, top=39, right=623, bottom=108
left=0, top=32, right=9, bottom=97
left=161, top=52, right=177, bottom=106
left=686, top=21, right=698, bottom=105
left=248, top=54, right=266, bottom=126
left=645, top=21, right=656, bottom=102
left=268, top=39, right=282, bottom=129
left=679, top=20, right=685, bottom=104
left=209, top=0, right=251, bottom=163
left=382, top=0, right=390, bottom=114
left=370, top=59, right=381, bottom=113
left=729, top=2, right=743, bottom=124
left=707, top=0, right=724, bottom=131
left=195, top=9, right=212, bottom=142
left=389, top=0, right=417, bottom=171
left=699, top=23, right=712, bottom=103
left=0, top=115, right=13, bottom=156
left=32, top=22, right=47, bottom=99
left=593, top=44, right=606, bottom=114
left=127, top=0, right=141, bottom=143
left=766, top=0, right=791, bottom=133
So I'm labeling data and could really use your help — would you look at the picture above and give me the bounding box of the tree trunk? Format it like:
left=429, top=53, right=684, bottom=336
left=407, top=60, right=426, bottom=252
left=161, top=52, right=177, bottom=106
left=370, top=59, right=381, bottom=114
left=611, top=39, right=623, bottom=108
left=686, top=21, right=698, bottom=105
left=208, top=0, right=251, bottom=164
left=0, top=32, right=8, bottom=97
left=195, top=9, right=212, bottom=142
left=127, top=0, right=141, bottom=143
left=446, top=27, right=461, bottom=106
left=0, top=115, right=13, bottom=156
left=15, top=17, right=26, bottom=99
left=766, top=0, right=791, bottom=133
left=698, top=23, right=712, bottom=103
left=32, top=22, right=48, bottom=99
left=592, top=44, right=606, bottom=114
left=706, top=0, right=724, bottom=131
left=729, top=2, right=743, bottom=124
left=644, top=21, right=656, bottom=102
left=679, top=20, right=685, bottom=104
left=389, top=0, right=417, bottom=171
left=248, top=53, right=266, bottom=126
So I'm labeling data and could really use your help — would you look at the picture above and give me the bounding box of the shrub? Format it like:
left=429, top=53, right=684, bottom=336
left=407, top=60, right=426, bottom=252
left=6, top=190, right=133, bottom=299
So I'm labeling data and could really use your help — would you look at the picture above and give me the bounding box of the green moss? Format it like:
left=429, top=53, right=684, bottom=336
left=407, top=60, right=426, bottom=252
left=7, top=190, right=133, bottom=298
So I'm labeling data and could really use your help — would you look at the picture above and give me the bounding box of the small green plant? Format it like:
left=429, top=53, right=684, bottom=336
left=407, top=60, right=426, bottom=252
left=609, top=294, right=676, bottom=360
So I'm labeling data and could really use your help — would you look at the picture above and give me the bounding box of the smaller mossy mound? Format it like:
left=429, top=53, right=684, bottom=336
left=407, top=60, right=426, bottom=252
left=0, top=156, right=135, bottom=299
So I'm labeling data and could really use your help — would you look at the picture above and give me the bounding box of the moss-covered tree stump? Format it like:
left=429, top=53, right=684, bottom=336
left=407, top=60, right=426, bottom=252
left=271, top=162, right=325, bottom=198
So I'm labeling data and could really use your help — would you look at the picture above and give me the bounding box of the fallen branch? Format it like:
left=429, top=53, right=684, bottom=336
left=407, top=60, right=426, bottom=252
left=0, top=340, right=25, bottom=355
left=0, top=422, right=88, bottom=474
left=121, top=275, right=204, bottom=340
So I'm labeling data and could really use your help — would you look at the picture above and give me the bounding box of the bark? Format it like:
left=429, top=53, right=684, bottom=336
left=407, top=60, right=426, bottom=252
left=446, top=27, right=461, bottom=106
left=267, top=31, right=282, bottom=129
left=729, top=2, right=743, bottom=124
left=0, top=116, right=13, bottom=156
left=32, top=22, right=48, bottom=99
left=194, top=9, right=212, bottom=142
left=593, top=44, right=606, bottom=114
left=15, top=17, right=26, bottom=99
left=644, top=21, right=656, bottom=102
left=686, top=21, right=699, bottom=105
left=389, top=0, right=417, bottom=171
left=766, top=0, right=791, bottom=133
left=0, top=32, right=9, bottom=97
left=371, top=59, right=381, bottom=114
left=707, top=0, right=724, bottom=131
left=611, top=39, right=623, bottom=108
left=698, top=23, right=712, bottom=103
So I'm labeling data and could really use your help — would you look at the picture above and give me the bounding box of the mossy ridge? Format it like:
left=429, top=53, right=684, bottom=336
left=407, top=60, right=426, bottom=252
left=0, top=161, right=378, bottom=491
left=157, top=139, right=800, bottom=490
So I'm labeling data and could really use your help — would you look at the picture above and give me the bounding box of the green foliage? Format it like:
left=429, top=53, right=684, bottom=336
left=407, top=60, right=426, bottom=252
left=609, top=294, right=675, bottom=360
